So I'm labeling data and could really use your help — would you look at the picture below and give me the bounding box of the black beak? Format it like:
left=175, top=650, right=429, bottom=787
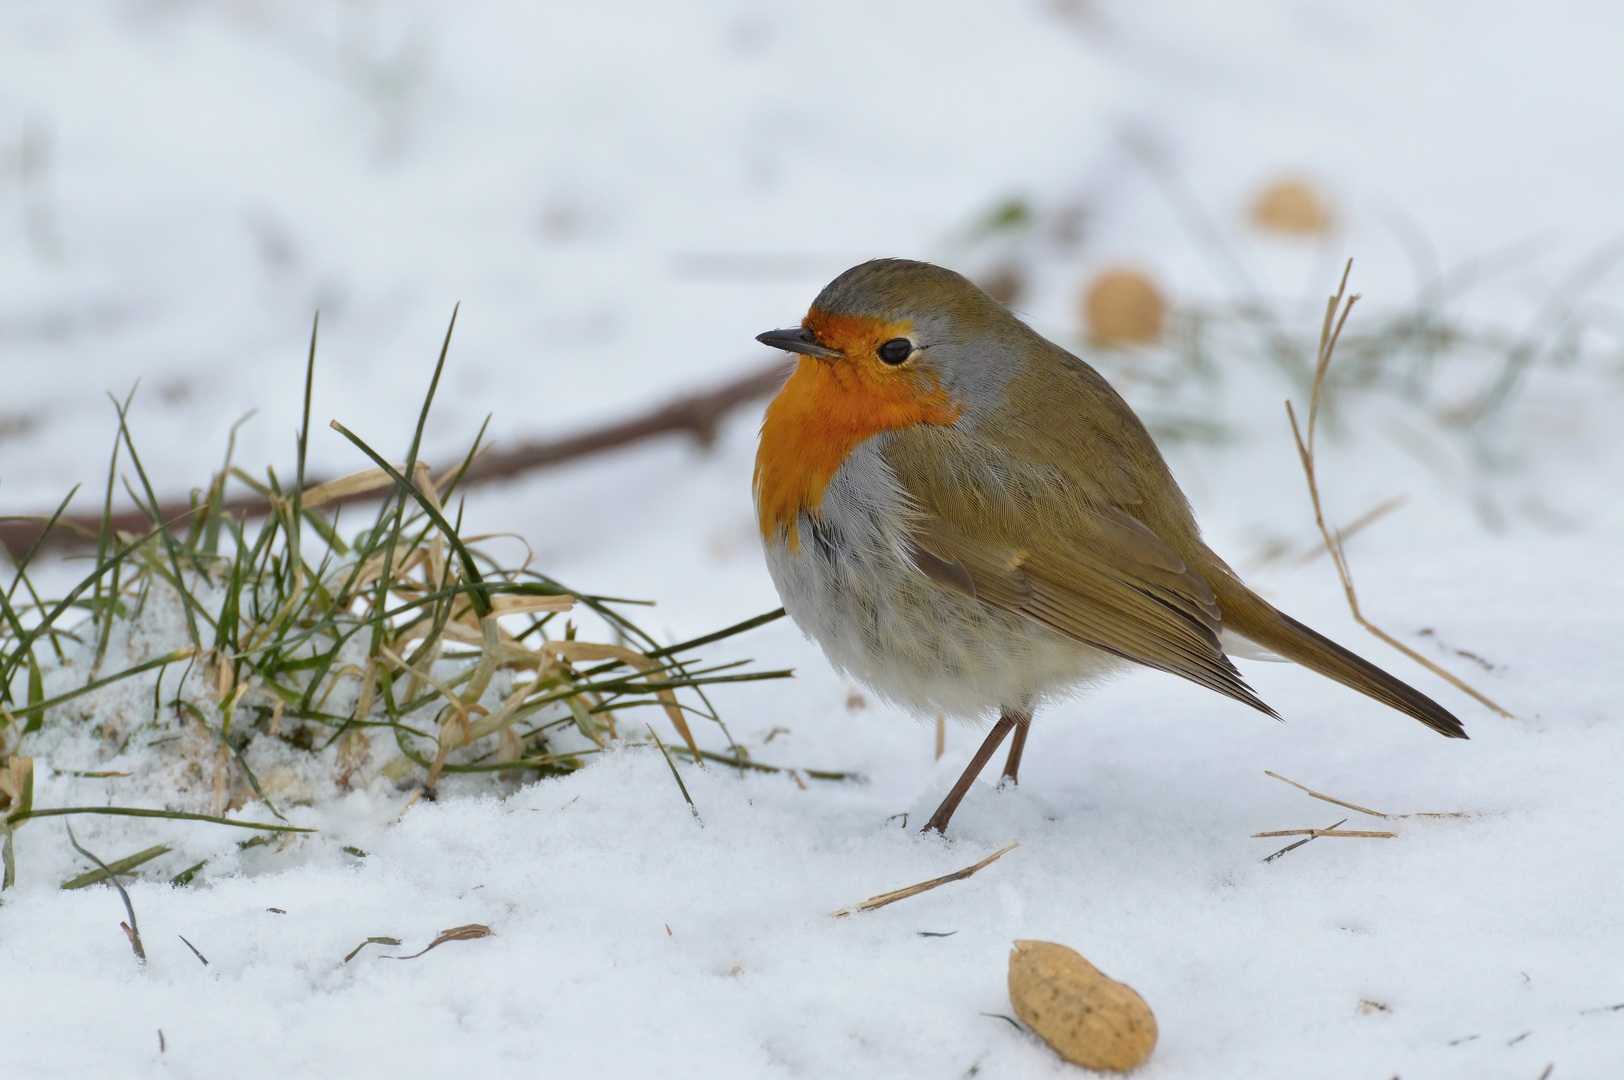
left=756, top=327, right=841, bottom=360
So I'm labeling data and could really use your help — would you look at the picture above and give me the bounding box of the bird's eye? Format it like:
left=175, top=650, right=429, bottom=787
left=877, top=338, right=913, bottom=365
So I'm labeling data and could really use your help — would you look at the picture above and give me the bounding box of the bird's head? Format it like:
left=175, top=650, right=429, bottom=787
left=753, top=259, right=1022, bottom=546
left=756, top=258, right=1021, bottom=422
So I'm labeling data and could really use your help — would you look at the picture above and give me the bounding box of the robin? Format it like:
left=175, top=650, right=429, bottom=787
left=754, top=259, right=1465, bottom=835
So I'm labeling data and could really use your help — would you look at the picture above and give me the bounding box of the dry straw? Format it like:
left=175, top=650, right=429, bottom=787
left=832, top=842, right=1019, bottom=917
left=1256, top=769, right=1471, bottom=862
left=1287, top=261, right=1514, bottom=719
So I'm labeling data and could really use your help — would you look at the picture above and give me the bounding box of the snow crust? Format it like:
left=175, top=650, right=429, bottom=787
left=2, top=2, right=1622, bottom=1077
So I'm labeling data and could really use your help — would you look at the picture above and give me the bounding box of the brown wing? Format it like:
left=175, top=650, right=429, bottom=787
left=886, top=427, right=1276, bottom=716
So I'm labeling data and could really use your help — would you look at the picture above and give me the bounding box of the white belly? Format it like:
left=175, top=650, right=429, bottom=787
left=762, top=438, right=1126, bottom=720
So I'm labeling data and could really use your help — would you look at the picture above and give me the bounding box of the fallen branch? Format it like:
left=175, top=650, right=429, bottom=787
left=0, top=358, right=793, bottom=555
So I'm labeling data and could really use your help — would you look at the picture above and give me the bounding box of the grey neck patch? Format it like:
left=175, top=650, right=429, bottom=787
left=807, top=257, right=1028, bottom=431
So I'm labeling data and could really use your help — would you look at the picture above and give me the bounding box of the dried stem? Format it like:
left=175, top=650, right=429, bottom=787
left=1287, top=261, right=1514, bottom=719
left=1264, top=769, right=1470, bottom=821
left=1251, top=827, right=1396, bottom=839
left=1264, top=770, right=1387, bottom=818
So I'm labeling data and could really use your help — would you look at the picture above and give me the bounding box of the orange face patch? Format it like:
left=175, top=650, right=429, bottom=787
left=754, top=310, right=960, bottom=548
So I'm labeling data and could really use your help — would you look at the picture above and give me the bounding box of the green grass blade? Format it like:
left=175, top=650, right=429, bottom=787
left=291, top=312, right=318, bottom=572
left=648, top=725, right=700, bottom=822
left=6, top=648, right=196, bottom=725
left=329, top=421, right=492, bottom=617
left=108, top=394, right=203, bottom=645
left=0, top=821, right=14, bottom=890
left=62, top=844, right=171, bottom=889
left=170, top=860, right=206, bottom=886
left=0, top=525, right=188, bottom=690
left=12, top=807, right=310, bottom=832
left=646, top=608, right=787, bottom=659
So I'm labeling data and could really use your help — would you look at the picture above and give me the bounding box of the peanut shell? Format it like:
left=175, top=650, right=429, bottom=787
left=1250, top=176, right=1334, bottom=236
left=1007, top=939, right=1157, bottom=1072
left=1082, top=269, right=1165, bottom=344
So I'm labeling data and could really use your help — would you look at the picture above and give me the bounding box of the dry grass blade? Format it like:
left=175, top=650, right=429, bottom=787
left=0, top=755, right=34, bottom=818
left=1264, top=770, right=1387, bottom=818
left=61, top=844, right=171, bottom=889
left=488, top=594, right=576, bottom=616
left=1287, top=260, right=1515, bottom=719
left=343, top=936, right=403, bottom=963
left=1251, top=827, right=1396, bottom=839
left=550, top=640, right=701, bottom=763
left=663, top=747, right=856, bottom=782
left=832, top=842, right=1019, bottom=917
left=389, top=923, right=494, bottom=960
left=1264, top=770, right=1469, bottom=822
left=299, top=464, right=411, bottom=508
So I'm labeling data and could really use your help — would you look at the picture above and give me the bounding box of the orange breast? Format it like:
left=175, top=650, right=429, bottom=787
left=754, top=311, right=960, bottom=549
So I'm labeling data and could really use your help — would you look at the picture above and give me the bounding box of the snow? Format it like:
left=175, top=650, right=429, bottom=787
left=3, top=1, right=1623, bottom=1077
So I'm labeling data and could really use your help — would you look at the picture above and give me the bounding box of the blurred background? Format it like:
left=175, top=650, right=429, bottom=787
left=1, top=0, right=1621, bottom=607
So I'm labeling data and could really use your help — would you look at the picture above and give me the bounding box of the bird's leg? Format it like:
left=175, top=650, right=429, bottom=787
left=999, top=709, right=1032, bottom=787
left=922, top=711, right=1016, bottom=835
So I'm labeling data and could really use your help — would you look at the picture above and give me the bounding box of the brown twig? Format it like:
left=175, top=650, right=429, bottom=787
left=1286, top=261, right=1514, bottom=719
left=0, top=359, right=793, bottom=556
left=832, top=842, right=1018, bottom=917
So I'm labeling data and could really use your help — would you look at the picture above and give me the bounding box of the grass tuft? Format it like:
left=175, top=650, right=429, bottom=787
left=0, top=314, right=801, bottom=889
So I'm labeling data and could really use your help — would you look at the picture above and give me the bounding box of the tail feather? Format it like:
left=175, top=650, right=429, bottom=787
left=1207, top=571, right=1468, bottom=739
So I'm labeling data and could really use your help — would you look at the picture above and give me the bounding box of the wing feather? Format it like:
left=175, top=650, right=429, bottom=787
left=889, top=428, right=1276, bottom=716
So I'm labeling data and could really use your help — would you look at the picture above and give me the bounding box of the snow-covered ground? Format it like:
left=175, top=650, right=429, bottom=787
left=3, top=2, right=1622, bottom=1077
